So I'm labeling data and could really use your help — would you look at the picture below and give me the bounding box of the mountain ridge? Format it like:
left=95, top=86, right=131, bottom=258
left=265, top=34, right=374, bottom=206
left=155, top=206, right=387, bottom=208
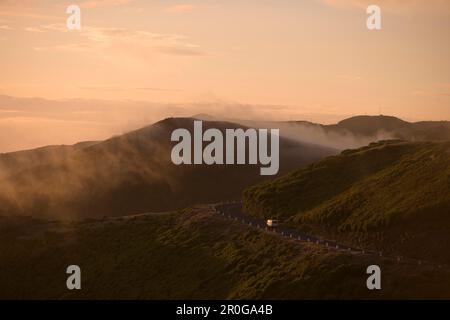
left=0, top=117, right=334, bottom=219
left=243, top=140, right=450, bottom=264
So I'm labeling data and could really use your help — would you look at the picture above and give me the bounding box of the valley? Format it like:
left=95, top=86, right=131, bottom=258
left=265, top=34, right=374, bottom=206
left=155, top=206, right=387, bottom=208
left=1, top=115, right=449, bottom=299
left=1, top=205, right=450, bottom=299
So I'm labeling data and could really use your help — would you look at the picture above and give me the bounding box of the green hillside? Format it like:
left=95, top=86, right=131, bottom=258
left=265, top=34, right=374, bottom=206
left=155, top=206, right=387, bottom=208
left=0, top=117, right=333, bottom=220
left=326, top=115, right=450, bottom=141
left=243, top=140, right=450, bottom=264
left=1, top=206, right=449, bottom=299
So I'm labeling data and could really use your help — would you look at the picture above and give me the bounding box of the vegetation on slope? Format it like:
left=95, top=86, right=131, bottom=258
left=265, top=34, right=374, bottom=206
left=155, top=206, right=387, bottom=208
left=1, top=206, right=449, bottom=299
left=0, top=118, right=333, bottom=219
left=243, top=141, right=450, bottom=264
left=326, top=115, right=450, bottom=141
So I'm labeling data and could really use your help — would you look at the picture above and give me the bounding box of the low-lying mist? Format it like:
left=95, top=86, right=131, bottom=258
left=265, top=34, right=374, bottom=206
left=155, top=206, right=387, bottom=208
left=1, top=96, right=449, bottom=221
left=0, top=118, right=335, bottom=220
left=0, top=95, right=350, bottom=153
left=237, top=120, right=398, bottom=150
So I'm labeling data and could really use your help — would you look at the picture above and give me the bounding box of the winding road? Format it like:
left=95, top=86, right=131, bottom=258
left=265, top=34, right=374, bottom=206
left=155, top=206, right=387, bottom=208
left=212, top=201, right=446, bottom=269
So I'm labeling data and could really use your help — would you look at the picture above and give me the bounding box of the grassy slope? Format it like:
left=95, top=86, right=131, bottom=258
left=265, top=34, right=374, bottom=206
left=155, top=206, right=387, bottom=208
left=243, top=141, right=450, bottom=264
left=0, top=118, right=334, bottom=219
left=328, top=115, right=450, bottom=140
left=1, top=206, right=449, bottom=299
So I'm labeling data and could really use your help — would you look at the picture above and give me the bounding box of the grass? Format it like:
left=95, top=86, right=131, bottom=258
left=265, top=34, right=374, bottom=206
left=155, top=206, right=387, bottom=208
left=1, top=205, right=450, bottom=299
left=243, top=141, right=450, bottom=264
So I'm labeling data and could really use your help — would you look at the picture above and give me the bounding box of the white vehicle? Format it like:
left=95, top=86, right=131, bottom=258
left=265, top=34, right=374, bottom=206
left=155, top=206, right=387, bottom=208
left=266, top=219, right=279, bottom=228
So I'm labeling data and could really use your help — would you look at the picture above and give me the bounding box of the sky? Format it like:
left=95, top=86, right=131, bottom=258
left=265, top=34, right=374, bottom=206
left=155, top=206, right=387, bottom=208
left=0, top=0, right=449, bottom=152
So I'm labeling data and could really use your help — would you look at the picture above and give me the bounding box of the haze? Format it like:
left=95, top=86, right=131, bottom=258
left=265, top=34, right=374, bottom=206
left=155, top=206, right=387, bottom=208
left=0, top=0, right=449, bottom=152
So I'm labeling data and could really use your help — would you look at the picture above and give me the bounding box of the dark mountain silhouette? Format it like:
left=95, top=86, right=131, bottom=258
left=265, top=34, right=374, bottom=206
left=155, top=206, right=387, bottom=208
left=329, top=115, right=409, bottom=136
left=306, top=115, right=450, bottom=141
left=0, top=141, right=98, bottom=179
left=1, top=115, right=448, bottom=220
left=0, top=117, right=334, bottom=219
left=237, top=115, right=450, bottom=151
left=243, top=140, right=450, bottom=264
left=191, top=115, right=450, bottom=143
left=328, top=115, right=450, bottom=140
left=1, top=115, right=450, bottom=299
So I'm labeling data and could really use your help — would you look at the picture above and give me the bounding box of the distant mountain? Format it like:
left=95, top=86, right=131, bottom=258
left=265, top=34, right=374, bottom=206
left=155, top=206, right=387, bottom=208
left=0, top=117, right=334, bottom=219
left=0, top=141, right=98, bottom=179
left=243, top=115, right=450, bottom=150
left=1, top=114, right=448, bottom=220
left=243, top=140, right=450, bottom=264
left=2, top=115, right=450, bottom=299
left=327, top=115, right=450, bottom=141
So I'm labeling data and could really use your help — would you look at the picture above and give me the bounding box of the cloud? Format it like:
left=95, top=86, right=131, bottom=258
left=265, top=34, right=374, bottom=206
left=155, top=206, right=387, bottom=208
left=0, top=1, right=60, bottom=21
left=336, top=74, right=362, bottom=81
left=435, top=83, right=450, bottom=90
left=0, top=25, right=12, bottom=30
left=25, top=26, right=44, bottom=33
left=320, top=0, right=450, bottom=12
left=136, top=87, right=182, bottom=92
left=156, top=45, right=203, bottom=56
left=411, top=83, right=450, bottom=97
left=165, top=4, right=195, bottom=14
left=29, top=24, right=204, bottom=57
left=0, top=94, right=351, bottom=153
left=79, top=86, right=127, bottom=92
left=78, top=86, right=181, bottom=92
left=412, top=91, right=450, bottom=97
left=80, top=0, right=134, bottom=9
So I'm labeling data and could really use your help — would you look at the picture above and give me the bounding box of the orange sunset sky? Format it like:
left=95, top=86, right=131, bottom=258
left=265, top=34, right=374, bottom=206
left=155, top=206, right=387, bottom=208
left=0, top=0, right=449, bottom=152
